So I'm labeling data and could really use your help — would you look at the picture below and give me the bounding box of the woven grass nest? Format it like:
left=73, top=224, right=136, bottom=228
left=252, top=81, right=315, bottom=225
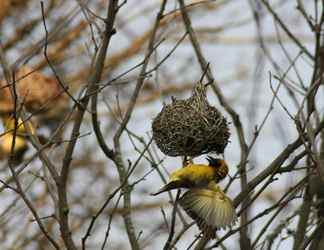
left=152, top=83, right=230, bottom=157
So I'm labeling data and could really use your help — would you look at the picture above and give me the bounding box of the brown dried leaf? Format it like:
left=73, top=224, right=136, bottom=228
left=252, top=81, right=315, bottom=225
left=0, top=66, right=67, bottom=116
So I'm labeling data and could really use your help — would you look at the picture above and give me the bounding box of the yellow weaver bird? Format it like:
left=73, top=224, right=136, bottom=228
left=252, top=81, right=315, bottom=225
left=152, top=157, right=236, bottom=238
left=152, top=157, right=228, bottom=195
left=0, top=116, right=34, bottom=158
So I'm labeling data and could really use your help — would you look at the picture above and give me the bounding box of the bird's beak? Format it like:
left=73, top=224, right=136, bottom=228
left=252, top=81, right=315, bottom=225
left=206, top=156, right=221, bottom=167
left=151, top=180, right=183, bottom=196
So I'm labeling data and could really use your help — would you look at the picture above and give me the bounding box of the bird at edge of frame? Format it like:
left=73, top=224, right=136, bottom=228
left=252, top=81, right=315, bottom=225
left=0, top=115, right=37, bottom=163
left=151, top=156, right=237, bottom=239
left=0, top=116, right=28, bottom=156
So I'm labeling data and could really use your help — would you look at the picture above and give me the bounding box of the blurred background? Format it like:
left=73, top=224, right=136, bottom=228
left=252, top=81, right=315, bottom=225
left=0, top=0, right=323, bottom=249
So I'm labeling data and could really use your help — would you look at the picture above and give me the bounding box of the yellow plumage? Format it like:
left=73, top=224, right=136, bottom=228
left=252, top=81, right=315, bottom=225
left=0, top=133, right=27, bottom=154
left=4, top=116, right=35, bottom=135
left=152, top=157, right=228, bottom=195
left=152, top=157, right=236, bottom=238
left=5, top=117, right=26, bottom=133
left=0, top=116, right=33, bottom=159
left=179, top=183, right=236, bottom=238
left=170, top=164, right=218, bottom=183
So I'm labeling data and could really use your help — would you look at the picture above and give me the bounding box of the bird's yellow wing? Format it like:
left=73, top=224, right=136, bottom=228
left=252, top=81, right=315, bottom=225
left=179, top=187, right=236, bottom=238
